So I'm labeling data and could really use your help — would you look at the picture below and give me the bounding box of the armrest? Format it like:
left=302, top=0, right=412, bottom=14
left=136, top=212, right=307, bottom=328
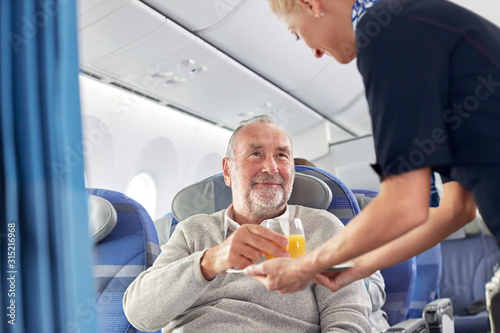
left=384, top=318, right=429, bottom=333
left=486, top=271, right=500, bottom=332
left=423, top=298, right=454, bottom=333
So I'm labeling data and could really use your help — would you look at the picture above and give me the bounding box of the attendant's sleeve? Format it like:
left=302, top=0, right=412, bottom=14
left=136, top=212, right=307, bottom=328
left=357, top=13, right=455, bottom=179
left=123, top=224, right=212, bottom=332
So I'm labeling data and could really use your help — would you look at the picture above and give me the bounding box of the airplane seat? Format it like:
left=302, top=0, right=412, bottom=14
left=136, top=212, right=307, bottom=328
left=378, top=256, right=417, bottom=326
left=169, top=170, right=332, bottom=228
left=292, top=168, right=418, bottom=328
left=439, top=232, right=500, bottom=332
left=87, top=188, right=161, bottom=333
left=408, top=244, right=443, bottom=319
left=351, top=189, right=378, bottom=211
left=154, top=212, right=178, bottom=247
left=294, top=165, right=360, bottom=225
left=352, top=188, right=447, bottom=329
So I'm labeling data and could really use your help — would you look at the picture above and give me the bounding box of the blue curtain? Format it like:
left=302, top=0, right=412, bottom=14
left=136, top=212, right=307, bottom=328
left=1, top=1, right=98, bottom=332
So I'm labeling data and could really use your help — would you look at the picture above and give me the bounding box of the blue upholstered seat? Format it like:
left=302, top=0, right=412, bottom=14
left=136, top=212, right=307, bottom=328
left=408, top=244, right=442, bottom=319
left=294, top=165, right=360, bottom=225
left=293, top=168, right=417, bottom=326
left=87, top=188, right=161, bottom=333
left=352, top=187, right=443, bottom=324
left=440, top=234, right=500, bottom=332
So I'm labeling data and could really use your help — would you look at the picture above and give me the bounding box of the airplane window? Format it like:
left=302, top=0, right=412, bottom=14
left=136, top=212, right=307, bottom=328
left=126, top=173, right=157, bottom=219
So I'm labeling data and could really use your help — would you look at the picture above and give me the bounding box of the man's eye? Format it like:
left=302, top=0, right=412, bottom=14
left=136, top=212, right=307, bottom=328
left=251, top=152, right=260, bottom=157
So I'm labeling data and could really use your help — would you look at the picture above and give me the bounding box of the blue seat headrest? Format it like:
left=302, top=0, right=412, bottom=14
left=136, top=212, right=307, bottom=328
left=171, top=172, right=332, bottom=222
left=88, top=195, right=118, bottom=243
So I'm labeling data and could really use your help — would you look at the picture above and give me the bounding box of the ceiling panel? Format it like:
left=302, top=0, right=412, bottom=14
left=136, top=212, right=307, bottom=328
left=291, top=61, right=365, bottom=118
left=332, top=95, right=372, bottom=137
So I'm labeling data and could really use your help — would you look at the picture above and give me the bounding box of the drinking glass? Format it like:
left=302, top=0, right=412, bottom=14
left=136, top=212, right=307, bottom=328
left=264, top=218, right=306, bottom=260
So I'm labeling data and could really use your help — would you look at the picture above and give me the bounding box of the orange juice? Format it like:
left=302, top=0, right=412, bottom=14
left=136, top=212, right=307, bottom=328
left=264, top=234, right=306, bottom=260
left=287, top=234, right=306, bottom=258
left=264, top=243, right=286, bottom=260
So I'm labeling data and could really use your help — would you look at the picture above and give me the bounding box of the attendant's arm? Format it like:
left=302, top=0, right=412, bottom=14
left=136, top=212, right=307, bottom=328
left=246, top=169, right=472, bottom=293
left=306, top=168, right=432, bottom=274
left=315, top=180, right=476, bottom=292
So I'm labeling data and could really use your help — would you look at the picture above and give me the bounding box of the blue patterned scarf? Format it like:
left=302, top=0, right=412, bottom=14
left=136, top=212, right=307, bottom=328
left=352, top=0, right=384, bottom=33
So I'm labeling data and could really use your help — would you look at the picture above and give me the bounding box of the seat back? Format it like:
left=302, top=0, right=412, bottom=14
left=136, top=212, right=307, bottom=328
left=294, top=165, right=360, bottom=224
left=405, top=173, right=443, bottom=319
left=353, top=186, right=444, bottom=323
left=378, top=249, right=418, bottom=326
left=87, top=188, right=161, bottom=333
left=408, top=244, right=442, bottom=319
left=163, top=170, right=332, bottom=240
left=351, top=188, right=419, bottom=325
left=439, top=233, right=500, bottom=332
left=154, top=212, right=176, bottom=245
left=291, top=170, right=417, bottom=327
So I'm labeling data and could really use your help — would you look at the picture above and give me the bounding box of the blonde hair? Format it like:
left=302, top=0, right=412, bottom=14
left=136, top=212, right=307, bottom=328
left=267, top=0, right=300, bottom=15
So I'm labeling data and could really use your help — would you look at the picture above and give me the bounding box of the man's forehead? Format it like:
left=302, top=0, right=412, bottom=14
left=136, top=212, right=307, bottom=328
left=246, top=143, right=291, bottom=151
left=234, top=123, right=292, bottom=151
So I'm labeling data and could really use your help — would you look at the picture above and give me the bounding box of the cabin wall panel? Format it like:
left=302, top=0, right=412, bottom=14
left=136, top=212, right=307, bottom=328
left=79, top=76, right=231, bottom=219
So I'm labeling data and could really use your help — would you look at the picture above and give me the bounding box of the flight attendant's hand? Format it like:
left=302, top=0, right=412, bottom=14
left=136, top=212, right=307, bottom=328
left=311, top=265, right=367, bottom=293
left=244, top=257, right=315, bottom=293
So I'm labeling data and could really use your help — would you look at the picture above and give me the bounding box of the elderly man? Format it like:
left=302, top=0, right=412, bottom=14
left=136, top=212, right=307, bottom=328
left=123, top=115, right=371, bottom=332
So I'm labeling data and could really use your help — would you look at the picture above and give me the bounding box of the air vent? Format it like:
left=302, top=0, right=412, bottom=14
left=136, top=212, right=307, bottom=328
left=80, top=69, right=103, bottom=81
left=109, top=82, right=161, bottom=103
left=165, top=104, right=217, bottom=126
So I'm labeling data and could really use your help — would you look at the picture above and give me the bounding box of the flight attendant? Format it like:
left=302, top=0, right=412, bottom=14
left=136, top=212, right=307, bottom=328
left=245, top=0, right=500, bottom=298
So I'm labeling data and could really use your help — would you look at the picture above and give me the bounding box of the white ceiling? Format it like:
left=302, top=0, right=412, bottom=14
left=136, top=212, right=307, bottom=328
left=77, top=0, right=500, bottom=143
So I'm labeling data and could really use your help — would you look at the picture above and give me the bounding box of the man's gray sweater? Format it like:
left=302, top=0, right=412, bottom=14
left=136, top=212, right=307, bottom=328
left=123, top=205, right=371, bottom=332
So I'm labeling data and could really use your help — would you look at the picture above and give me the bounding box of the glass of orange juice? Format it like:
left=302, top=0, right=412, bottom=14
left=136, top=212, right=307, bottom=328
left=264, top=218, right=306, bottom=260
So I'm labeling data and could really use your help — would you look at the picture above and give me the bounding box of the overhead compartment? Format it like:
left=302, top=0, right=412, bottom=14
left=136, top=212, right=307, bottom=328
left=78, top=0, right=166, bottom=64
left=290, top=61, right=365, bottom=117
left=193, top=0, right=369, bottom=137
left=197, top=0, right=333, bottom=92
left=141, top=0, right=244, bottom=31
left=331, top=95, right=372, bottom=137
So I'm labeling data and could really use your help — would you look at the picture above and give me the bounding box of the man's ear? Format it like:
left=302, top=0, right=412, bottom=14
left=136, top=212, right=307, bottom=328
left=297, top=0, right=322, bottom=16
left=222, top=158, right=232, bottom=187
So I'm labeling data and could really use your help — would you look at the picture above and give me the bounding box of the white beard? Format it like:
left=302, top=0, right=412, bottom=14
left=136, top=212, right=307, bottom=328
left=230, top=164, right=293, bottom=219
left=248, top=185, right=286, bottom=217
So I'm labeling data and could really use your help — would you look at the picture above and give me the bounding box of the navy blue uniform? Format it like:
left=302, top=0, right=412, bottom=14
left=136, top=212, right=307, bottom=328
left=356, top=0, right=500, bottom=239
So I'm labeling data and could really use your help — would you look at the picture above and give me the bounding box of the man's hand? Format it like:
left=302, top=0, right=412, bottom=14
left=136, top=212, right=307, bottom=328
left=200, top=224, right=289, bottom=280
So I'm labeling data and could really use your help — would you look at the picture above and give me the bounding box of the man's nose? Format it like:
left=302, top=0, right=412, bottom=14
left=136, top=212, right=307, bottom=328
left=262, top=155, right=279, bottom=174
